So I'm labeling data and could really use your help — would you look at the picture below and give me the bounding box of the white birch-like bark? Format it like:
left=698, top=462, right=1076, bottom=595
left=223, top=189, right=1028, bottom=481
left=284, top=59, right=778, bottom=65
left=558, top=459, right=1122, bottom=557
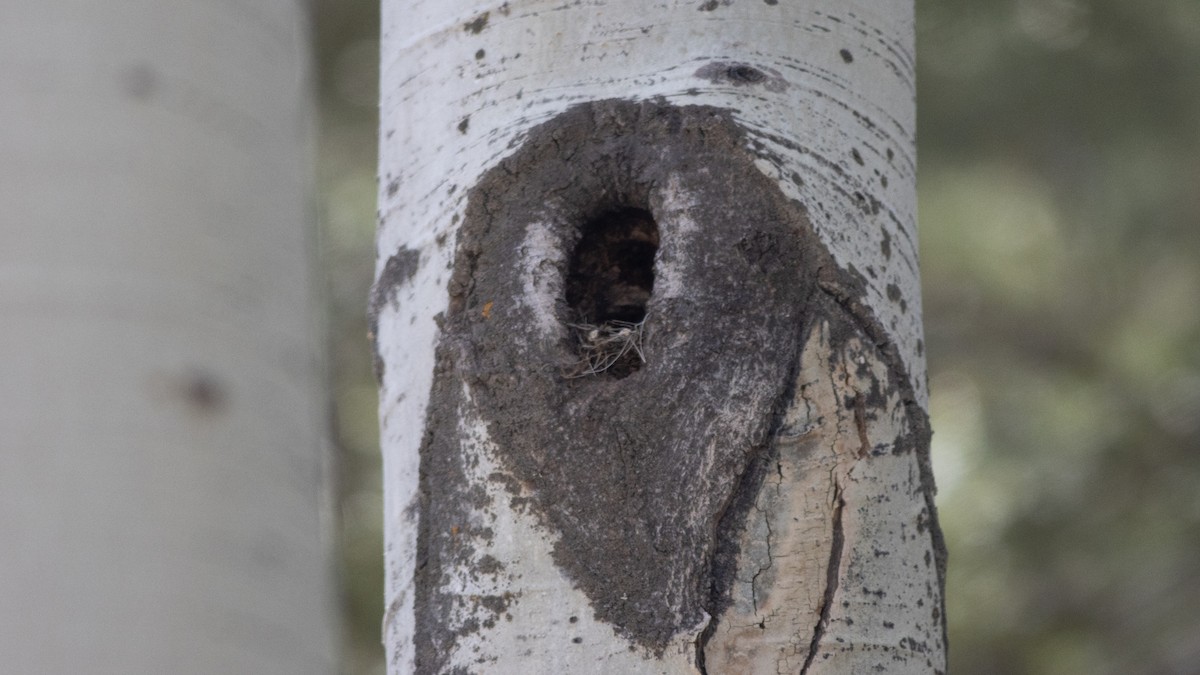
left=0, top=3, right=335, bottom=673
left=378, top=1, right=940, bottom=672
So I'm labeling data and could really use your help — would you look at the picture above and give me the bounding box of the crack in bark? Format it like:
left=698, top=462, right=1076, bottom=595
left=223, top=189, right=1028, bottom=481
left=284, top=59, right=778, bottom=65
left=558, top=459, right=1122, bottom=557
left=695, top=320, right=806, bottom=672
left=816, top=270, right=949, bottom=651
left=800, top=488, right=845, bottom=674
left=750, top=495, right=776, bottom=615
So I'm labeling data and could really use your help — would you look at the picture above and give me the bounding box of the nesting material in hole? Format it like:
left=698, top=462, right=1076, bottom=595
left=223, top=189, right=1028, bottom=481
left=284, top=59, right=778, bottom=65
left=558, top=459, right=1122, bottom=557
left=564, top=207, right=659, bottom=378
left=564, top=319, right=646, bottom=379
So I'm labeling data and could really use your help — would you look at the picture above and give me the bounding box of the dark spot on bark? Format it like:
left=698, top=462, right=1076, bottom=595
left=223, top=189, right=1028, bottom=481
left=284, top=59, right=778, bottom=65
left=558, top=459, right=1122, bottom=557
left=571, top=637, right=583, bottom=644
left=695, top=61, right=787, bottom=91
left=474, top=48, right=485, bottom=60
left=886, top=283, right=903, bottom=302
left=887, top=147, right=895, bottom=161
left=569, top=616, right=578, bottom=623
left=853, top=191, right=881, bottom=215
left=917, top=339, right=924, bottom=356
left=463, top=12, right=489, bottom=34
left=851, top=148, right=864, bottom=165
left=840, top=48, right=854, bottom=63
left=182, top=370, right=227, bottom=412
left=121, top=63, right=158, bottom=100
left=881, top=174, right=889, bottom=188
left=765, top=0, right=778, bottom=4
left=457, top=116, right=470, bottom=134
left=386, top=179, right=401, bottom=197
left=699, top=0, right=719, bottom=9
left=478, top=593, right=513, bottom=616
left=476, top=555, right=503, bottom=575
left=881, top=229, right=891, bottom=259
left=725, top=64, right=766, bottom=84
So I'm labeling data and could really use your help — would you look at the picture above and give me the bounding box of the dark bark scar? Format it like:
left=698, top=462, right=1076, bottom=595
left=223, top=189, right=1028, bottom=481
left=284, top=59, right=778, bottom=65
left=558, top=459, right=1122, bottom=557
left=407, top=98, right=946, bottom=667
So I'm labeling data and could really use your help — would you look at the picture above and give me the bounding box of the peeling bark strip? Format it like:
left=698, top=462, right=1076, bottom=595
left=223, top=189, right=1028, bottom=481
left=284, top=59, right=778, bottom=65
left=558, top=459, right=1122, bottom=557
left=412, top=99, right=945, bottom=672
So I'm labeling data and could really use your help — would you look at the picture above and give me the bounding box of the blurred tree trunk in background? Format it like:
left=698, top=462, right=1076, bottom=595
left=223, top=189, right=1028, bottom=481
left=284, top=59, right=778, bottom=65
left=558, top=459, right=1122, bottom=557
left=0, top=3, right=335, bottom=673
left=375, top=1, right=945, bottom=672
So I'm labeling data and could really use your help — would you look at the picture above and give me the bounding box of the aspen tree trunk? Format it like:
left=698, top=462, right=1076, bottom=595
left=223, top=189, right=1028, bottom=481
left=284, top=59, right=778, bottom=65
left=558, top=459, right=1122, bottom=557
left=0, top=3, right=335, bottom=673
left=376, top=1, right=945, bottom=673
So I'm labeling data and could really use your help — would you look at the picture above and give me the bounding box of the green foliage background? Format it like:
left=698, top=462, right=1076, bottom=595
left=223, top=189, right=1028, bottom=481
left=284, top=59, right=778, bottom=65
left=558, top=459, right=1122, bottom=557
left=314, top=1, right=1200, bottom=672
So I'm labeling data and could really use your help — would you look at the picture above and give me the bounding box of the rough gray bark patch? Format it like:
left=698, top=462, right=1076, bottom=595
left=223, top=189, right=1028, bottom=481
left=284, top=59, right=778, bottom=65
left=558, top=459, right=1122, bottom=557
left=410, top=99, right=945, bottom=667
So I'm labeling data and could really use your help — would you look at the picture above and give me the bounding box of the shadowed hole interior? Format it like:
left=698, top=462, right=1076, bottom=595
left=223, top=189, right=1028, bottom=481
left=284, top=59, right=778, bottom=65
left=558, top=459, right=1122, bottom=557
left=563, top=207, right=659, bottom=378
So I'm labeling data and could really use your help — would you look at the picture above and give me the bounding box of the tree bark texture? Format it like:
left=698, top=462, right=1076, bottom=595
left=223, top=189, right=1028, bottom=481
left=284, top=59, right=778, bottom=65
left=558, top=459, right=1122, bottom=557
left=376, top=1, right=944, bottom=673
left=0, top=2, right=335, bottom=673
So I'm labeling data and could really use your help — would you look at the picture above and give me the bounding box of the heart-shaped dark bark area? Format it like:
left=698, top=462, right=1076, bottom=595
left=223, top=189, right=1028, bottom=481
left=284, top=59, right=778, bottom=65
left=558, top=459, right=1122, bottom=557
left=422, top=99, right=824, bottom=652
